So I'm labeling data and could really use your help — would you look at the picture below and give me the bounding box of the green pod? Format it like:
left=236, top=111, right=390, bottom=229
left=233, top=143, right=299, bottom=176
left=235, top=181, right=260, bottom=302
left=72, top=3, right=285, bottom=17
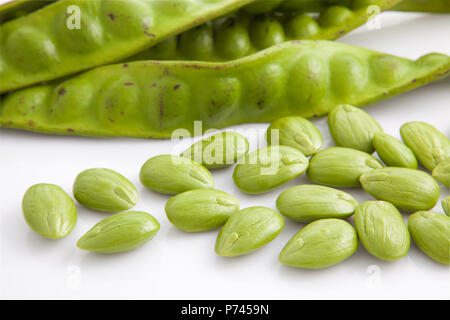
left=165, top=189, right=240, bottom=232
left=393, top=0, right=450, bottom=13
left=408, top=211, right=450, bottom=265
left=22, top=184, right=77, bottom=239
left=373, top=132, right=418, bottom=169
left=355, top=201, right=410, bottom=261
left=1, top=41, right=448, bottom=138
left=73, top=168, right=138, bottom=212
left=442, top=197, right=450, bottom=216
left=0, top=0, right=52, bottom=23
left=140, top=154, right=214, bottom=195
left=266, top=116, right=323, bottom=156
left=0, top=0, right=258, bottom=94
left=135, top=0, right=402, bottom=62
left=360, top=167, right=440, bottom=212
left=328, top=104, right=383, bottom=153
left=400, top=121, right=450, bottom=171
left=432, top=158, right=450, bottom=187
left=307, top=147, right=383, bottom=187
left=276, top=184, right=358, bottom=222
left=233, top=145, right=309, bottom=194
left=279, top=219, right=358, bottom=269
left=215, top=206, right=284, bottom=257
left=181, top=132, right=249, bottom=169
left=77, top=211, right=160, bottom=254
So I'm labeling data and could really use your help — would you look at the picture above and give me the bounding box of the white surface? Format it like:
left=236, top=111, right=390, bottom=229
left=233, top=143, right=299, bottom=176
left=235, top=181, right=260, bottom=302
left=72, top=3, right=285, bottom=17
left=1, top=12, right=449, bottom=300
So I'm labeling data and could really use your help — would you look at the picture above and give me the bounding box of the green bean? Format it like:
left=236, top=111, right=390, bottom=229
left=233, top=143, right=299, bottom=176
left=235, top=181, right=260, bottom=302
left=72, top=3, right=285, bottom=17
left=132, top=0, right=402, bottom=62
left=0, top=0, right=257, bottom=93
left=0, top=41, right=448, bottom=138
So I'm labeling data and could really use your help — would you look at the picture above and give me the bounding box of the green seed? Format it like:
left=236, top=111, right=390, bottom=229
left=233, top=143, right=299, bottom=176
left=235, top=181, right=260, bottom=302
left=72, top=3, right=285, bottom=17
left=276, top=184, right=358, bottom=222
left=279, top=219, right=358, bottom=269
left=22, top=184, right=77, bottom=239
left=181, top=131, right=249, bottom=169
left=140, top=154, right=214, bottom=195
left=233, top=145, right=309, bottom=194
left=266, top=116, right=323, bottom=156
left=165, top=189, right=240, bottom=232
left=307, top=147, right=383, bottom=187
left=360, top=167, right=440, bottom=212
left=354, top=201, right=410, bottom=261
left=400, top=121, right=450, bottom=171
left=328, top=104, right=383, bottom=153
left=373, top=132, right=418, bottom=169
left=215, top=206, right=284, bottom=257
left=73, top=168, right=138, bottom=212
left=408, top=211, right=450, bottom=265
left=77, top=211, right=160, bottom=254
left=432, top=158, right=450, bottom=187
left=442, top=197, right=450, bottom=216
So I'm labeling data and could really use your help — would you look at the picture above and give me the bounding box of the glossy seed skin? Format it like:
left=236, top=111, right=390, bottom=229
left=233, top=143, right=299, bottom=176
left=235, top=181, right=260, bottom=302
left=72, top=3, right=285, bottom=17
left=1, top=41, right=448, bottom=139
left=276, top=185, right=358, bottom=222
left=0, top=0, right=257, bottom=93
left=307, top=147, right=383, bottom=187
left=279, top=219, right=358, bottom=269
left=373, top=132, right=418, bottom=168
left=328, top=104, right=383, bottom=153
left=77, top=211, right=160, bottom=254
left=432, top=158, right=450, bottom=187
left=266, top=116, right=323, bottom=156
left=181, top=132, right=249, bottom=169
left=140, top=155, right=214, bottom=195
left=165, top=189, right=240, bottom=232
left=355, top=201, right=410, bottom=261
left=408, top=211, right=450, bottom=265
left=22, top=184, right=77, bottom=239
left=360, top=167, right=440, bottom=212
left=442, top=197, right=450, bottom=216
left=400, top=121, right=450, bottom=171
left=215, top=206, right=284, bottom=257
left=73, top=168, right=138, bottom=212
left=233, top=145, right=309, bottom=194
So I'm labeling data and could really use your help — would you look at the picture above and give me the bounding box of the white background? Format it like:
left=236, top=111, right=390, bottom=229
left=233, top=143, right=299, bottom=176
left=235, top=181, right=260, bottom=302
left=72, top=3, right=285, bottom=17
left=1, top=12, right=449, bottom=300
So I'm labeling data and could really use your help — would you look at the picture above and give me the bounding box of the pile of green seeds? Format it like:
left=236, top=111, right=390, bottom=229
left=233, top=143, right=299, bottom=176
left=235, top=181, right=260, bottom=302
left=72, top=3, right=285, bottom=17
left=22, top=104, right=450, bottom=268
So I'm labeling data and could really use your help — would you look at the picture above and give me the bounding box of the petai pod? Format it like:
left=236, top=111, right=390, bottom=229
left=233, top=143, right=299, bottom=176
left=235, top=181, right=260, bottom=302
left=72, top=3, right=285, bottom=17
left=165, top=189, right=240, bottom=232
left=279, top=219, right=358, bottom=269
left=408, top=211, right=450, bottom=265
left=0, top=0, right=53, bottom=23
left=392, top=0, right=450, bottom=13
left=140, top=154, right=214, bottom=195
left=276, top=184, right=358, bottom=222
left=432, top=158, right=450, bottom=187
left=1, top=41, right=448, bottom=138
left=373, top=132, right=418, bottom=169
left=307, top=147, right=383, bottom=187
left=181, top=131, right=249, bottom=169
left=133, top=0, right=402, bottom=62
left=215, top=206, right=284, bottom=257
left=354, top=201, right=410, bottom=261
left=400, top=121, right=450, bottom=171
left=442, top=197, right=450, bottom=216
left=77, top=211, right=160, bottom=254
left=328, top=104, right=383, bottom=153
left=233, top=145, right=309, bottom=194
left=360, top=167, right=440, bottom=212
left=266, top=116, right=323, bottom=156
left=73, top=168, right=138, bottom=212
left=22, top=183, right=77, bottom=239
left=0, top=0, right=257, bottom=93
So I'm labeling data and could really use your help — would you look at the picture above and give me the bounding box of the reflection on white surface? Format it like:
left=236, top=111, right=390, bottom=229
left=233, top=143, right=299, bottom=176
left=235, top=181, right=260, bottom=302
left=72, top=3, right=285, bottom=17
left=0, top=12, right=449, bottom=299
